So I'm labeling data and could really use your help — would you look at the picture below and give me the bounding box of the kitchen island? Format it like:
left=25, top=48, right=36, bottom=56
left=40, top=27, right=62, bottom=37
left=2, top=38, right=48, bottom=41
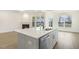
left=15, top=28, right=58, bottom=49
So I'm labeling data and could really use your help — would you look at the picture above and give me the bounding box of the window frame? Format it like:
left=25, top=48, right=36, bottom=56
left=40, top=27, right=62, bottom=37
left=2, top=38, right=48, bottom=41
left=58, top=15, right=72, bottom=27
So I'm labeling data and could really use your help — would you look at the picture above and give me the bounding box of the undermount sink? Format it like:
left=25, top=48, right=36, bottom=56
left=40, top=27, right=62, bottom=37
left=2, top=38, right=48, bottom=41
left=45, top=28, right=52, bottom=31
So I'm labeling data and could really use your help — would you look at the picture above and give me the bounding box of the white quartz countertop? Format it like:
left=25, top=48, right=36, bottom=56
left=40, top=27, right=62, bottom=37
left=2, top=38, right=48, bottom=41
left=15, top=28, right=56, bottom=39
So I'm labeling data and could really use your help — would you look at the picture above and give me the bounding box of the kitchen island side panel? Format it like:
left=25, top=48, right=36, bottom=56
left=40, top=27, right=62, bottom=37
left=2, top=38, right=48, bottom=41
left=17, top=33, right=39, bottom=49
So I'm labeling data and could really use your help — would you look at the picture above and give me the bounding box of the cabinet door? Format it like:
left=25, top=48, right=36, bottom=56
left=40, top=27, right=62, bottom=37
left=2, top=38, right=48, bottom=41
left=53, top=30, right=58, bottom=42
left=49, top=31, right=57, bottom=48
left=49, top=32, right=54, bottom=48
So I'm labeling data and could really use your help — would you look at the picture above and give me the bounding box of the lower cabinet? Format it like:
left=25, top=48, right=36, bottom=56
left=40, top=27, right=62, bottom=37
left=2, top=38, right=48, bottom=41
left=18, top=33, right=39, bottom=49
left=40, top=31, right=58, bottom=49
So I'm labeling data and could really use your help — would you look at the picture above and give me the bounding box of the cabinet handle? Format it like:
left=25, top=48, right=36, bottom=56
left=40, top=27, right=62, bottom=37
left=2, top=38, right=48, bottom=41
left=41, top=35, right=49, bottom=41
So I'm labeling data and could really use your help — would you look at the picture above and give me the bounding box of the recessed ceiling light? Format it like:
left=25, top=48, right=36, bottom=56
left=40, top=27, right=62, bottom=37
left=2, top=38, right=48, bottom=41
left=23, top=13, right=29, bottom=18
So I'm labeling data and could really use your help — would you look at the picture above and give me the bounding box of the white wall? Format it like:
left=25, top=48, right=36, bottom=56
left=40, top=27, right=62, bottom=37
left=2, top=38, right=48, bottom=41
left=0, top=10, right=45, bottom=33
left=0, top=10, right=79, bottom=33
left=21, top=11, right=45, bottom=27
left=21, top=10, right=79, bottom=33
left=56, top=11, right=79, bottom=32
left=44, top=11, right=58, bottom=29
left=44, top=11, right=79, bottom=32
left=0, top=11, right=22, bottom=33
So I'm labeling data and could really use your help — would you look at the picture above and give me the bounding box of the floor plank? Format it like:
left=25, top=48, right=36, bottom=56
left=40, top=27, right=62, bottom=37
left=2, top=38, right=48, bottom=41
left=0, top=32, right=18, bottom=49
left=55, top=31, right=79, bottom=49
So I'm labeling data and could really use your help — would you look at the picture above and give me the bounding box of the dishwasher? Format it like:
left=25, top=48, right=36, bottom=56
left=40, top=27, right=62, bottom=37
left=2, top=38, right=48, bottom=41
left=39, top=34, right=52, bottom=49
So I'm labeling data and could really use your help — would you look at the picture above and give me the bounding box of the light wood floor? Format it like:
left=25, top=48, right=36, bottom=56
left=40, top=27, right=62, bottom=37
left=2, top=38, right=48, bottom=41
left=0, top=31, right=79, bottom=49
left=55, top=31, right=79, bottom=49
left=0, top=32, right=18, bottom=49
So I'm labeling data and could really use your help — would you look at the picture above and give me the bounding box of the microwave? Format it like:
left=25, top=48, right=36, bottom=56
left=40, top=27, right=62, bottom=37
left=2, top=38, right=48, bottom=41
left=22, top=24, right=29, bottom=29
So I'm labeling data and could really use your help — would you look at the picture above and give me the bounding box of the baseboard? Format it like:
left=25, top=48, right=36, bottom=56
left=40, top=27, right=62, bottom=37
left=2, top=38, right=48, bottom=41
left=58, top=30, right=79, bottom=34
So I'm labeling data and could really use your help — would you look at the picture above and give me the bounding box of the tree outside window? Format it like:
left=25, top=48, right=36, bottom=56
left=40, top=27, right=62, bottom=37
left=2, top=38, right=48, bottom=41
left=58, top=16, right=72, bottom=27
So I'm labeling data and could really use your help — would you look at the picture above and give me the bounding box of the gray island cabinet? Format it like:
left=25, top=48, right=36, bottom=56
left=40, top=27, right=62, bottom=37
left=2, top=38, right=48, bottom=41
left=15, top=28, right=58, bottom=49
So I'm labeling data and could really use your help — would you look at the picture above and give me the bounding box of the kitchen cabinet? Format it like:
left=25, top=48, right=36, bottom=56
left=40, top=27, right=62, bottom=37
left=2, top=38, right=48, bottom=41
left=18, top=33, right=39, bottom=49
left=40, top=31, right=57, bottom=49
left=51, top=30, right=58, bottom=48
left=16, top=28, right=58, bottom=49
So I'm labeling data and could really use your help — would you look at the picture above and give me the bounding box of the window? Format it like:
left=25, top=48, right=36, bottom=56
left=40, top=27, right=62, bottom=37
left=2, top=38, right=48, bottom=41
left=36, top=16, right=45, bottom=28
left=58, top=16, right=72, bottom=27
left=32, top=16, right=35, bottom=27
left=32, top=16, right=45, bottom=29
left=49, top=18, right=53, bottom=27
left=58, top=16, right=65, bottom=27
